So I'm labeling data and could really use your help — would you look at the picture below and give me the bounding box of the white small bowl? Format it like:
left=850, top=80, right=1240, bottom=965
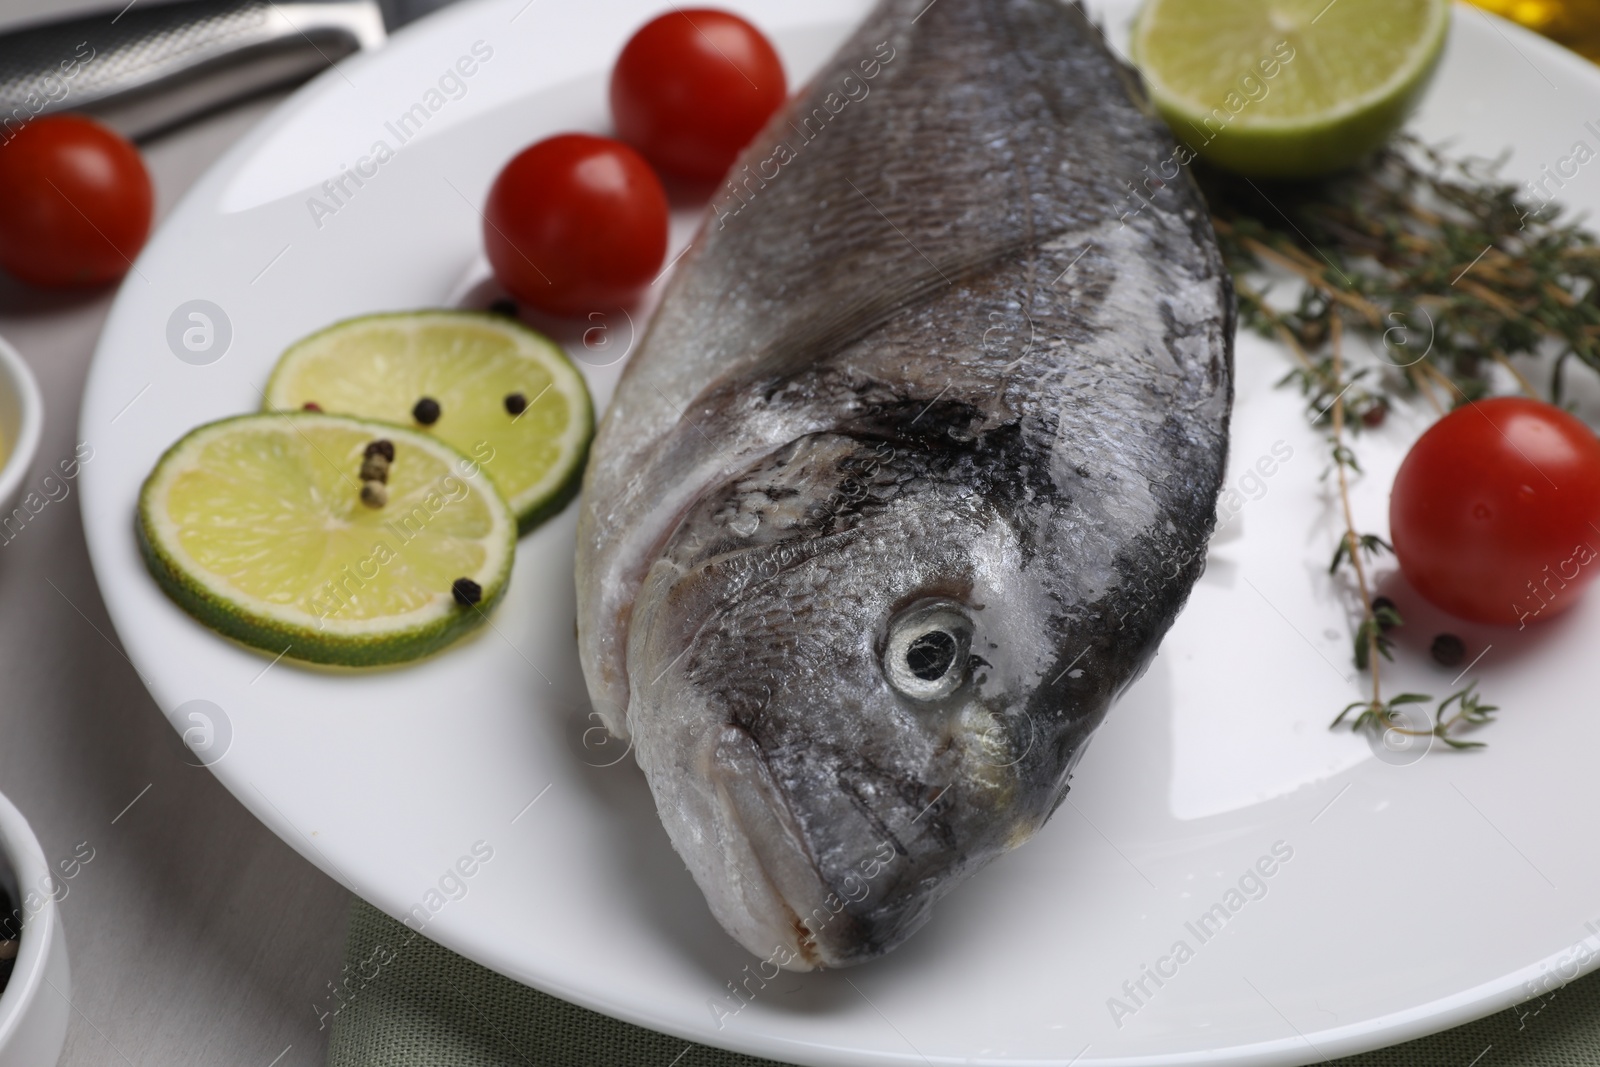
left=0, top=792, right=70, bottom=1067
left=0, top=335, right=42, bottom=518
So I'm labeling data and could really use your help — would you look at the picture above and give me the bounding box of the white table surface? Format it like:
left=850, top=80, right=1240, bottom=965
left=0, top=2, right=353, bottom=1064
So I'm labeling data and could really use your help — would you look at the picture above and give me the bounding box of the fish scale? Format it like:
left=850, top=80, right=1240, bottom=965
left=577, top=0, right=1233, bottom=968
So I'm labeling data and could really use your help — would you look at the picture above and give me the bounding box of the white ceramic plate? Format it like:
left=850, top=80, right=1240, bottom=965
left=79, top=2, right=1600, bottom=1063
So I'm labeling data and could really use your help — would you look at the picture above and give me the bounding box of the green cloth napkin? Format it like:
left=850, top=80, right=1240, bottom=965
left=326, top=898, right=1600, bottom=1066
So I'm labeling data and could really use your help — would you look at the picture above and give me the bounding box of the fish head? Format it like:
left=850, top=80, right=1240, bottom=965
left=627, top=429, right=1088, bottom=969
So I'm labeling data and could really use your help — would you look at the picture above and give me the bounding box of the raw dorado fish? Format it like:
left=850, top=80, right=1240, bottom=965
left=576, top=0, right=1233, bottom=969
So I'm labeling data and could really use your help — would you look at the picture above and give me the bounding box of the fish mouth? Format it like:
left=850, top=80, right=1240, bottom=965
left=710, top=725, right=873, bottom=971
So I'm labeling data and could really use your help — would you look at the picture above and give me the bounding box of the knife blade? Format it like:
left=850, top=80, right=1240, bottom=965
left=0, top=0, right=463, bottom=141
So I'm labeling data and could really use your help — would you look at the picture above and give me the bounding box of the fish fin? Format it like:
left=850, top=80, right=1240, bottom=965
left=734, top=232, right=1038, bottom=389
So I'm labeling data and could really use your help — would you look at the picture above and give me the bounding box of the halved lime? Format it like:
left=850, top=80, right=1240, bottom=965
left=138, top=412, right=516, bottom=667
left=263, top=311, right=594, bottom=535
left=1132, top=0, right=1450, bottom=179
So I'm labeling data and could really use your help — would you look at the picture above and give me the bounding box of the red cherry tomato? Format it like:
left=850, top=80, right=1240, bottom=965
left=483, top=133, right=668, bottom=317
left=0, top=114, right=153, bottom=288
left=610, top=9, right=787, bottom=182
left=1390, top=396, right=1600, bottom=626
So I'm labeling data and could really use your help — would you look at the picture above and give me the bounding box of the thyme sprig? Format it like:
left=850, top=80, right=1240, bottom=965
left=1198, top=135, right=1599, bottom=750
left=1205, top=135, right=1600, bottom=410
left=1331, top=683, right=1499, bottom=751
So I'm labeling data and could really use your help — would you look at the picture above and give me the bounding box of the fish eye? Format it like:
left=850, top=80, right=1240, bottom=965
left=883, top=601, right=973, bottom=701
left=906, top=631, right=956, bottom=681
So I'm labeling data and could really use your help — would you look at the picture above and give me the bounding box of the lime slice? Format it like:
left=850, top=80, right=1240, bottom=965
left=264, top=311, right=594, bottom=535
left=1132, top=0, right=1449, bottom=179
left=138, top=412, right=516, bottom=667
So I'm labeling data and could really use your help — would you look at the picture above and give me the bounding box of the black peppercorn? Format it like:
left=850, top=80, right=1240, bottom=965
left=505, top=392, right=527, bottom=415
left=364, top=439, right=394, bottom=462
left=413, top=397, right=441, bottom=425
left=1431, top=633, right=1465, bottom=667
left=452, top=578, right=482, bottom=606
